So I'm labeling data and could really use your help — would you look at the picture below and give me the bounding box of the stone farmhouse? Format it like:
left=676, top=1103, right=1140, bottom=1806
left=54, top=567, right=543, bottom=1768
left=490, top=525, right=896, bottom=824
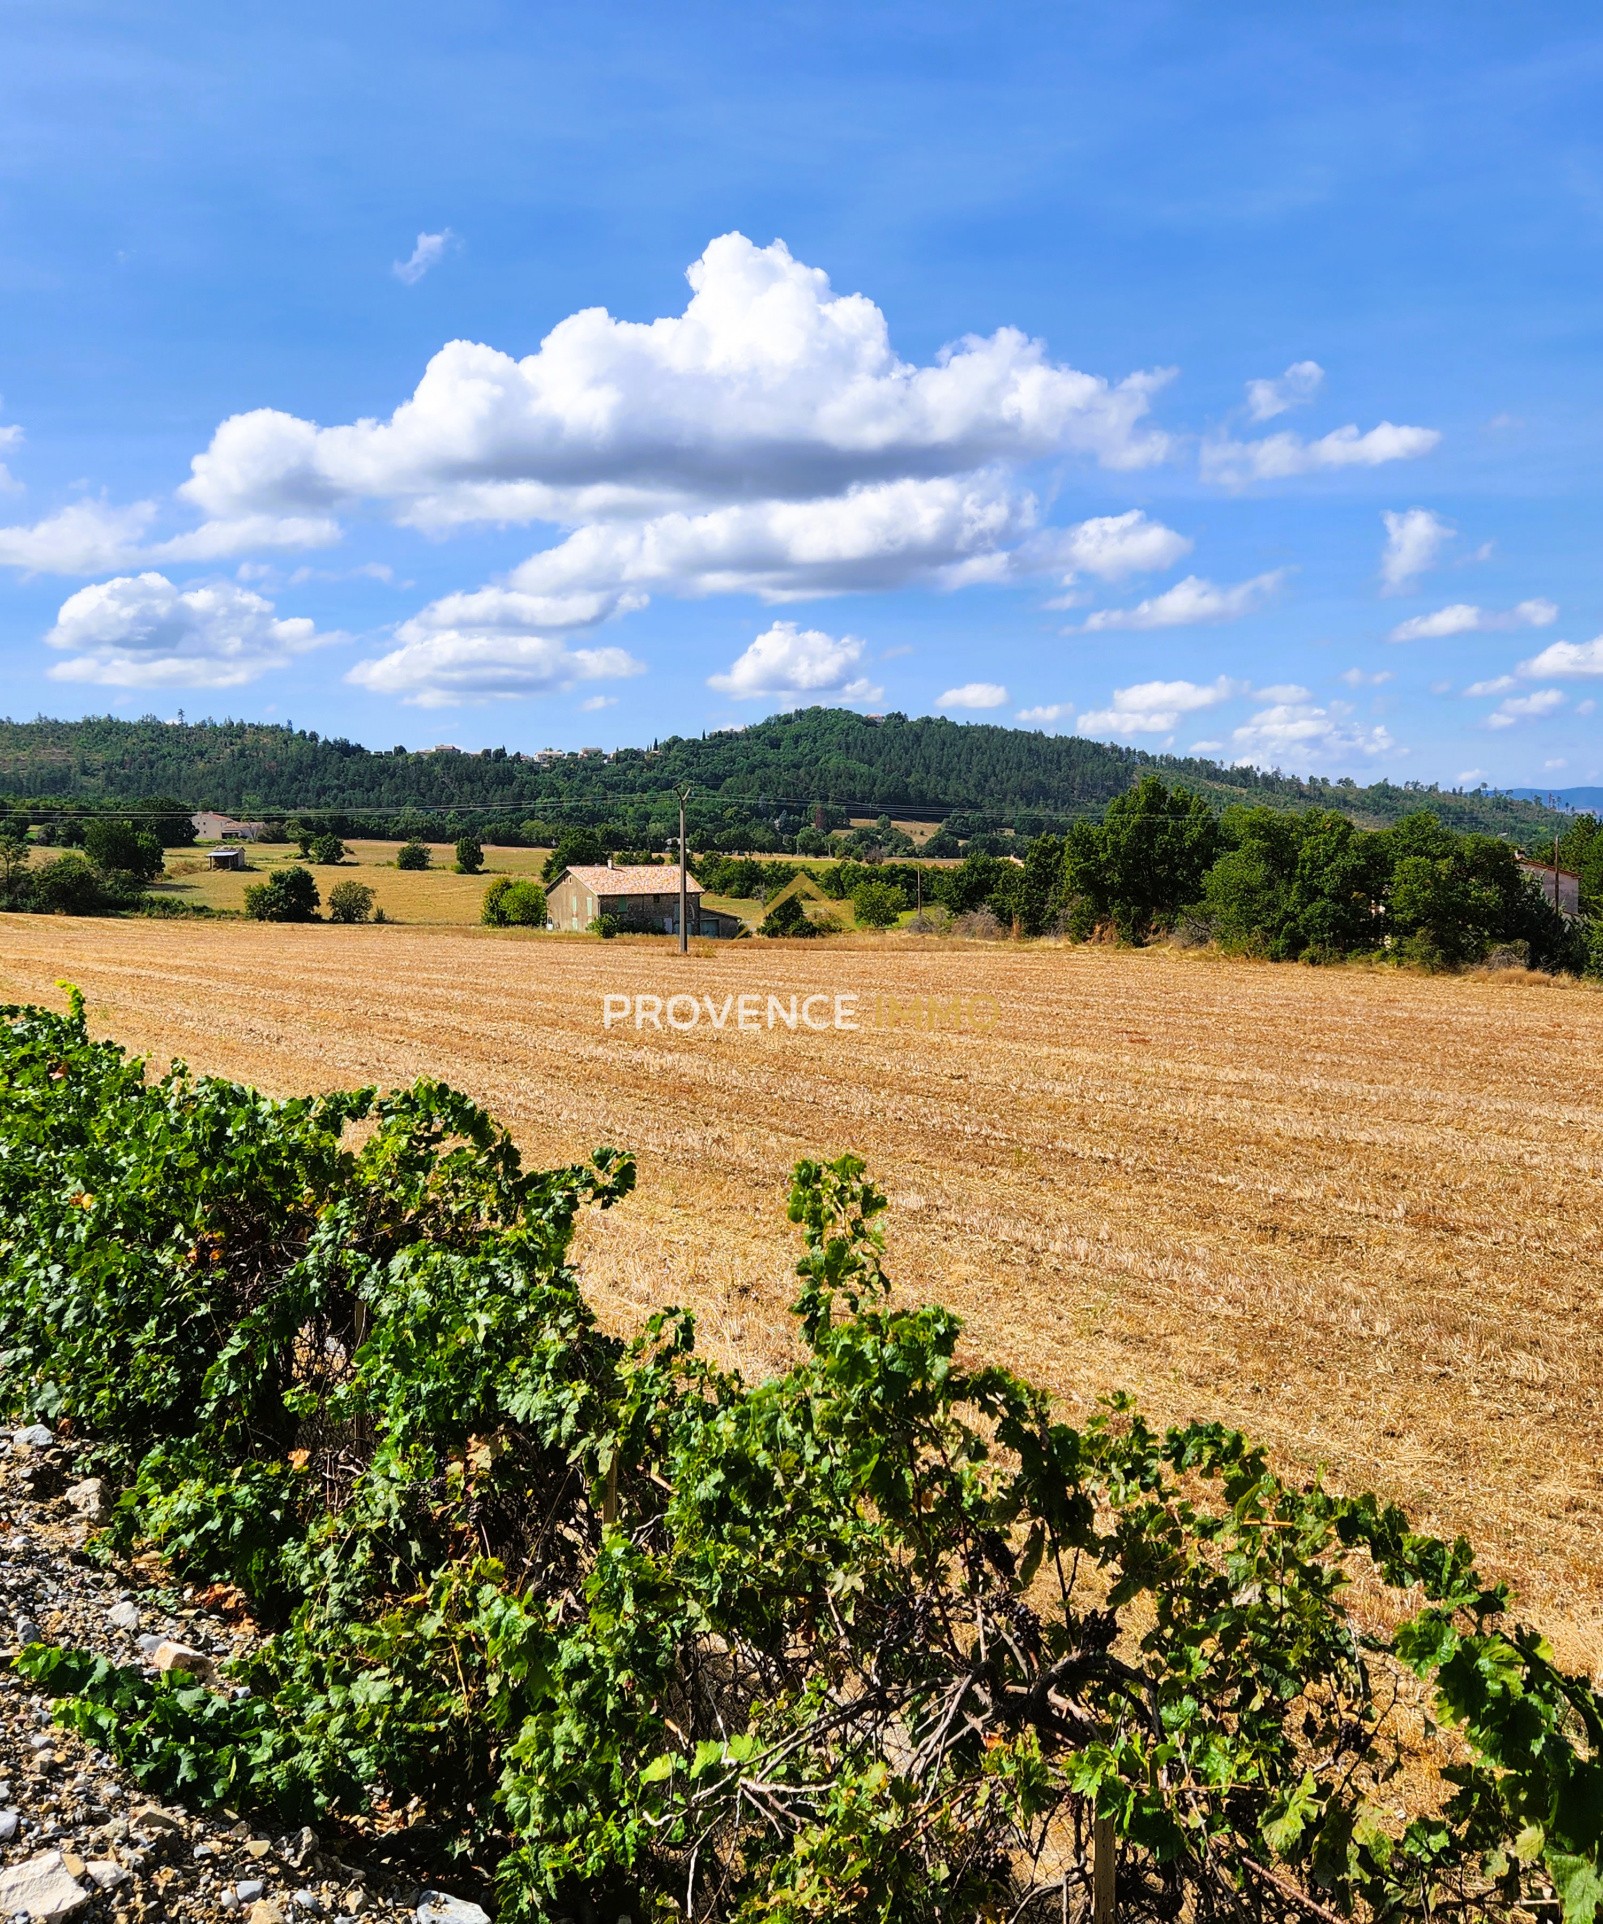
left=544, top=862, right=744, bottom=938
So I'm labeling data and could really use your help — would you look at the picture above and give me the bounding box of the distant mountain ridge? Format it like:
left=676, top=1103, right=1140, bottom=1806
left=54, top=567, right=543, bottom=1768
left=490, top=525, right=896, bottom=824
left=0, top=710, right=1573, bottom=839
left=1509, top=787, right=1603, bottom=813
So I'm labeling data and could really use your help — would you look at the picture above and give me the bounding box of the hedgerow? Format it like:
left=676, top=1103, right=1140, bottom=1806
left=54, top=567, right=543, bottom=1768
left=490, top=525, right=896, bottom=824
left=4, top=992, right=1603, bottom=1923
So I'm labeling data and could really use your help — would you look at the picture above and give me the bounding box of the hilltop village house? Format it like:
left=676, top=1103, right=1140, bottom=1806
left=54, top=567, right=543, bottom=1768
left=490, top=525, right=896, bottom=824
left=545, top=862, right=745, bottom=938
left=191, top=811, right=268, bottom=842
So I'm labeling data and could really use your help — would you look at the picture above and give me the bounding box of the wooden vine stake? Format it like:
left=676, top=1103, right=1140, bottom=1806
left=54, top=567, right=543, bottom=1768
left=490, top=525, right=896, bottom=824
left=1092, top=1816, right=1117, bottom=1924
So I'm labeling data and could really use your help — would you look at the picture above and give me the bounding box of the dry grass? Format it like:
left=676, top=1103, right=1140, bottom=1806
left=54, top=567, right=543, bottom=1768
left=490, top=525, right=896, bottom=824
left=142, top=840, right=552, bottom=924
left=2, top=915, right=1601, bottom=1664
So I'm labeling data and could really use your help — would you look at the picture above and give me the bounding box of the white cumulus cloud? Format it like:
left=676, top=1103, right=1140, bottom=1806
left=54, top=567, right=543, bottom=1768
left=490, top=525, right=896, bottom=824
left=506, top=475, right=1030, bottom=607
left=393, top=229, right=455, bottom=285
left=347, top=634, right=642, bottom=709
left=150, top=515, right=343, bottom=562
left=1201, top=421, right=1440, bottom=487
left=1077, top=675, right=1244, bottom=738
left=0, top=496, right=342, bottom=576
left=347, top=594, right=645, bottom=709
left=1017, top=702, right=1072, bottom=726
left=1078, top=570, right=1286, bottom=632
left=1245, top=360, right=1324, bottom=422
left=1517, top=636, right=1603, bottom=677
left=937, top=682, right=1009, bottom=710
left=0, top=499, right=159, bottom=574
left=402, top=583, right=648, bottom=637
left=707, top=621, right=881, bottom=704
left=496, top=490, right=1189, bottom=617
left=1389, top=598, right=1556, bottom=642
left=182, top=232, right=1175, bottom=531
left=1380, top=507, right=1453, bottom=592
left=1230, top=699, right=1396, bottom=767
left=1027, top=508, right=1191, bottom=584
left=46, top=573, right=338, bottom=688
left=1486, top=688, right=1565, bottom=729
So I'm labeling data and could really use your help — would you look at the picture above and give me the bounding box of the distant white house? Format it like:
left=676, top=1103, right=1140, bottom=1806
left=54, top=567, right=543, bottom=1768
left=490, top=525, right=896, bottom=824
left=1519, top=860, right=1581, bottom=917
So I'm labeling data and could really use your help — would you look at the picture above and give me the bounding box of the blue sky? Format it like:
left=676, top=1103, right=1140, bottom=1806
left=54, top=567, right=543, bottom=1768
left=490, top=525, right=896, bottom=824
left=1, top=2, right=1601, bottom=787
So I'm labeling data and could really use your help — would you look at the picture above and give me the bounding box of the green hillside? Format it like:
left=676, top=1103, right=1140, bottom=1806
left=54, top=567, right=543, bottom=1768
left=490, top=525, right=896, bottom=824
left=0, top=709, right=1571, bottom=841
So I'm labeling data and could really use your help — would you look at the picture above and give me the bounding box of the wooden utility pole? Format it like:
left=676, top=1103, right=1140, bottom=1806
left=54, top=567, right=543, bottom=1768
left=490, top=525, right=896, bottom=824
left=677, top=784, right=692, bottom=954
left=1554, top=832, right=1561, bottom=912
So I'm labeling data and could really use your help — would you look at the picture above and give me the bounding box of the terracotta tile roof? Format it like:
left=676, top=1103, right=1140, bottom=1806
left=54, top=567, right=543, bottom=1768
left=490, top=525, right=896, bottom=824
left=559, top=864, right=700, bottom=896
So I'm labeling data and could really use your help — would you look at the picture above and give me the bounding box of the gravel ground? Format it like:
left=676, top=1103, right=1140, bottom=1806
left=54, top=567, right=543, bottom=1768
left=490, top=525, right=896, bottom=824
left=0, top=1429, right=489, bottom=1924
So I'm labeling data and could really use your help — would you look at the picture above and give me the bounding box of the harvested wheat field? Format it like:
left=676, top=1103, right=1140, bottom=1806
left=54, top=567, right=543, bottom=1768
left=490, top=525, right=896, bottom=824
left=2, top=913, right=1601, bottom=1661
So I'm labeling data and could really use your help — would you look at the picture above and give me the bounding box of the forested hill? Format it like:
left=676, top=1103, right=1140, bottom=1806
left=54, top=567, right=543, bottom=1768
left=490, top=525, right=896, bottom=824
left=0, top=710, right=1570, bottom=837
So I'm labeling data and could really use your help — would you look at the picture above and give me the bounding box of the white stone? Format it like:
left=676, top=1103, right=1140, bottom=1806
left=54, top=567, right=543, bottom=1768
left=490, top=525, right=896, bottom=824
left=64, top=1480, right=106, bottom=1521
left=83, top=1864, right=127, bottom=1893
left=0, top=1812, right=17, bottom=1843
left=149, top=1639, right=219, bottom=1685
left=236, top=1880, right=266, bottom=1904
left=11, top=1427, right=53, bottom=1450
left=0, top=1852, right=91, bottom=1922
left=416, top=1895, right=490, bottom=1924
left=107, top=1601, right=140, bottom=1633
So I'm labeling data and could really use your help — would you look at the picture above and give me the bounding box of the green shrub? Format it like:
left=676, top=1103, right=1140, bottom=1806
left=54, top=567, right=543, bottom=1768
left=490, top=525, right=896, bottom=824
left=8, top=997, right=1603, bottom=1924
left=482, top=876, right=547, bottom=927
left=83, top=818, right=165, bottom=883
left=850, top=877, right=906, bottom=929
left=759, top=891, right=820, bottom=937
left=135, top=896, right=213, bottom=919
left=307, top=833, right=346, bottom=866
left=242, top=867, right=320, bottom=922
left=395, top=840, right=431, bottom=871
left=326, top=880, right=375, bottom=923
left=454, top=835, right=484, bottom=874
left=30, top=853, right=121, bottom=915
left=587, top=911, right=620, bottom=937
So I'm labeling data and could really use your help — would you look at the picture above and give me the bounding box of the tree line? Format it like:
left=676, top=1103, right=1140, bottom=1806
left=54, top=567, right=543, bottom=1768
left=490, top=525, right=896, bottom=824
left=698, top=777, right=1594, bottom=972
left=0, top=707, right=1576, bottom=847
left=2, top=773, right=1595, bottom=974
